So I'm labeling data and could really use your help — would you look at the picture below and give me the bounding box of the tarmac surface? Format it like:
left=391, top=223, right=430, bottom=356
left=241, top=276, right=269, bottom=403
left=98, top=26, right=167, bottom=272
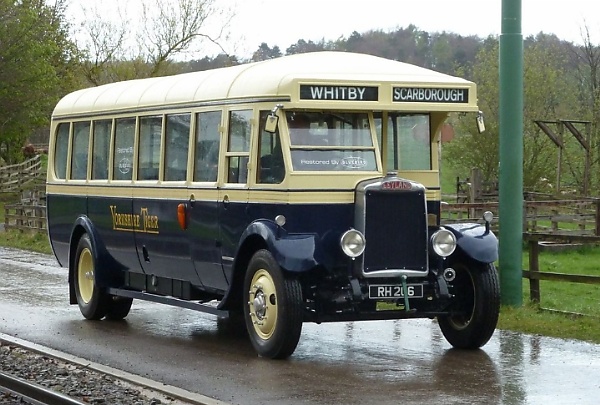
left=0, top=246, right=599, bottom=404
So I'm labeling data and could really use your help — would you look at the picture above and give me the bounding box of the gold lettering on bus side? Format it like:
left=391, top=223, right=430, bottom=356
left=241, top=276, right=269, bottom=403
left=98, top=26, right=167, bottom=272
left=140, top=207, right=159, bottom=234
left=109, top=205, right=158, bottom=234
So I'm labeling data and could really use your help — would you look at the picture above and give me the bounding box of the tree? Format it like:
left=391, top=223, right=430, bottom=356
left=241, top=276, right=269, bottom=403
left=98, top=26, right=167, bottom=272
left=285, top=39, right=329, bottom=55
left=569, top=25, right=600, bottom=192
left=180, top=54, right=241, bottom=72
left=251, top=43, right=282, bottom=62
left=77, top=0, right=235, bottom=84
left=445, top=35, right=576, bottom=192
left=0, top=0, right=80, bottom=164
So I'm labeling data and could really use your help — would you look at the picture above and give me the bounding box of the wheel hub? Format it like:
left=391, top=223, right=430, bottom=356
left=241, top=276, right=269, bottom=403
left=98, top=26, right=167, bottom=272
left=253, top=289, right=267, bottom=320
left=248, top=269, right=278, bottom=339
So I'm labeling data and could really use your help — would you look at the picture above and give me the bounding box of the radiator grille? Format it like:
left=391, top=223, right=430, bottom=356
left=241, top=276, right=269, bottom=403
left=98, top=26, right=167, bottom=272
left=363, top=189, right=428, bottom=273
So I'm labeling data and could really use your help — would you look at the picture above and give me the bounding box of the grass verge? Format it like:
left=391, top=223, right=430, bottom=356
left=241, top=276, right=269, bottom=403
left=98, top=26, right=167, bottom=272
left=498, top=302, right=600, bottom=344
left=0, top=228, right=52, bottom=254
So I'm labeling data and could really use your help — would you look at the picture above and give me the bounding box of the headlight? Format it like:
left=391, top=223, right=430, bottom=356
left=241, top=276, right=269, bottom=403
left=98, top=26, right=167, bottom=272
left=340, top=229, right=366, bottom=258
left=483, top=211, right=494, bottom=223
left=431, top=228, right=456, bottom=257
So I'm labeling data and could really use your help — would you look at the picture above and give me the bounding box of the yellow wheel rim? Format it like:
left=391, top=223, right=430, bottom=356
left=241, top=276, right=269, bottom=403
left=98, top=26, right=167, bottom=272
left=248, top=269, right=278, bottom=340
left=77, top=247, right=95, bottom=304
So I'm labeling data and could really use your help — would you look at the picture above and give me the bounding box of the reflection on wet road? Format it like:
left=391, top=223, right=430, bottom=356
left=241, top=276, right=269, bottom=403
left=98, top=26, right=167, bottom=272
left=0, top=247, right=599, bottom=404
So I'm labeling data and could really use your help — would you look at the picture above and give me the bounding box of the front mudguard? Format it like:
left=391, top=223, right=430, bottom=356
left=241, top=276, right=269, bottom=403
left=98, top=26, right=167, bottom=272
left=238, top=220, right=323, bottom=273
left=444, top=223, right=498, bottom=264
left=218, top=220, right=325, bottom=311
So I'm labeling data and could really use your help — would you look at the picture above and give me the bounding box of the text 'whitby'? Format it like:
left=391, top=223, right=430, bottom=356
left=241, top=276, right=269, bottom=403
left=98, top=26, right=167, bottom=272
left=393, top=87, right=469, bottom=103
left=300, top=85, right=378, bottom=101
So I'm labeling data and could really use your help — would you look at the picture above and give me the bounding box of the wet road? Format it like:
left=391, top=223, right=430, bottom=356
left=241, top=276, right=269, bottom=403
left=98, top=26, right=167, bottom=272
left=0, top=247, right=599, bottom=405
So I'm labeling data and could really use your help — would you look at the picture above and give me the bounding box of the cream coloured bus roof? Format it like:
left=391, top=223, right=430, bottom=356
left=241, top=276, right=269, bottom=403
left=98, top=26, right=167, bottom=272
left=53, top=51, right=478, bottom=118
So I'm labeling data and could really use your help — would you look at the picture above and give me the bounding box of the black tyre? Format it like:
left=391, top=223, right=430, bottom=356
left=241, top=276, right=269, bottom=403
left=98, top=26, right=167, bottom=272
left=105, top=297, right=133, bottom=320
left=73, top=234, right=108, bottom=320
left=243, top=249, right=303, bottom=359
left=438, top=262, right=500, bottom=349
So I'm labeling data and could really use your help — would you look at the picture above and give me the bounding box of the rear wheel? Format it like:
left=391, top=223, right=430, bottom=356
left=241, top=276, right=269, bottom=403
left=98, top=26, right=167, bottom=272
left=243, top=250, right=303, bottom=359
left=438, top=262, right=500, bottom=348
left=105, top=297, right=133, bottom=320
left=73, top=234, right=108, bottom=320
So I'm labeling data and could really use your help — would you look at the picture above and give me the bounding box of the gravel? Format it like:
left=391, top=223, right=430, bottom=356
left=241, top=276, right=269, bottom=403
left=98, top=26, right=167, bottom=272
left=0, top=341, right=190, bottom=404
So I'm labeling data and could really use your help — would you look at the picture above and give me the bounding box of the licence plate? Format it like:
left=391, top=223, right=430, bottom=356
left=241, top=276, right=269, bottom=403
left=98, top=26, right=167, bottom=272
left=368, top=284, right=424, bottom=299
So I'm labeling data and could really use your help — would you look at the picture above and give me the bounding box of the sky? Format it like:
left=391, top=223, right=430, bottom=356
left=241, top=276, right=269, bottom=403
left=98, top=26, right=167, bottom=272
left=65, top=0, right=600, bottom=59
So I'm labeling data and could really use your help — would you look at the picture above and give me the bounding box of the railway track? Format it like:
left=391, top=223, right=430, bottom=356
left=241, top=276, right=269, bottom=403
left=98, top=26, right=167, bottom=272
left=0, top=371, right=86, bottom=405
left=0, top=334, right=226, bottom=405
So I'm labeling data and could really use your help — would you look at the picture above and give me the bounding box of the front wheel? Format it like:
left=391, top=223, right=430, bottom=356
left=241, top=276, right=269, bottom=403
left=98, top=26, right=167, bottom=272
left=243, top=250, right=304, bottom=359
left=438, top=262, right=500, bottom=349
left=73, top=234, right=108, bottom=320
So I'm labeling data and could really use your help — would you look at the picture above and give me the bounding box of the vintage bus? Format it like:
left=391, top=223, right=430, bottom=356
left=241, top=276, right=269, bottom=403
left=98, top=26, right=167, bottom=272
left=46, top=51, right=499, bottom=359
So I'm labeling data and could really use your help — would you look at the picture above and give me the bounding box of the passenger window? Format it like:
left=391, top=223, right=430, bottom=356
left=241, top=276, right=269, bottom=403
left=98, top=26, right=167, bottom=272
left=138, top=116, right=162, bottom=181
left=227, top=156, right=249, bottom=183
left=71, top=121, right=90, bottom=180
left=54, top=123, right=70, bottom=180
left=194, top=111, right=222, bottom=182
left=227, top=110, right=252, bottom=183
left=113, top=117, right=135, bottom=181
left=257, top=110, right=284, bottom=184
left=92, top=120, right=111, bottom=180
left=164, top=114, right=190, bottom=181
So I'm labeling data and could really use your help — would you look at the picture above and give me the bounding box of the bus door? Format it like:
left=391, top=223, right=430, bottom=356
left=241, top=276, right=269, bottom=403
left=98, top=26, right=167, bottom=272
left=187, top=111, right=230, bottom=292
left=102, top=117, right=145, bottom=275
left=133, top=114, right=202, bottom=286
left=217, top=109, right=252, bottom=288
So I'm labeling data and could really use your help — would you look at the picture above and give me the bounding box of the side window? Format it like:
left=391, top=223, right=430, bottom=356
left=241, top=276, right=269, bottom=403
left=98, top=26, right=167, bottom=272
left=113, top=117, right=135, bottom=181
left=92, top=120, right=111, bottom=180
left=164, top=114, right=190, bottom=181
left=194, top=111, right=222, bottom=182
left=227, top=110, right=252, bottom=183
left=257, top=110, right=284, bottom=184
left=71, top=121, right=90, bottom=180
left=138, top=116, right=162, bottom=181
left=54, top=123, right=70, bottom=180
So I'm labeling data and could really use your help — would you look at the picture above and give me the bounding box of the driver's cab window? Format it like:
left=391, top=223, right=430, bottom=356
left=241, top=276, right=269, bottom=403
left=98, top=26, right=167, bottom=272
left=376, top=113, right=431, bottom=171
left=286, top=111, right=378, bottom=172
left=257, top=111, right=284, bottom=184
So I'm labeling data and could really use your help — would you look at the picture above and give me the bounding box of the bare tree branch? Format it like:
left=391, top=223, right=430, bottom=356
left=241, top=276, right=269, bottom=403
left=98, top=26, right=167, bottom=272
left=77, top=0, right=234, bottom=83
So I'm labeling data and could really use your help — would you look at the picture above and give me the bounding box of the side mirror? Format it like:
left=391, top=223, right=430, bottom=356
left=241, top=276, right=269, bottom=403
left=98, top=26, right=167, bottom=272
left=264, top=103, right=283, bottom=133
left=476, top=110, right=486, bottom=134
left=265, top=114, right=279, bottom=133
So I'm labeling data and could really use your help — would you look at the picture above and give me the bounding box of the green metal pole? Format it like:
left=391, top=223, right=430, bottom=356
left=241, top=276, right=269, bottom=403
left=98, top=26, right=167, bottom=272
left=499, top=0, right=523, bottom=306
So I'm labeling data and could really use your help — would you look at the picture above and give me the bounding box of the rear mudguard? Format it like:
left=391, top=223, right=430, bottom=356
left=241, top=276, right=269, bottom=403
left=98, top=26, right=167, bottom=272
left=444, top=223, right=498, bottom=264
left=68, top=216, right=124, bottom=303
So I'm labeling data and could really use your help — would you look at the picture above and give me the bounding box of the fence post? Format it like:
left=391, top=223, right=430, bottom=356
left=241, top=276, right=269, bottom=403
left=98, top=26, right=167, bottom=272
left=551, top=208, right=559, bottom=232
left=595, top=200, right=600, bottom=236
left=528, top=239, right=540, bottom=303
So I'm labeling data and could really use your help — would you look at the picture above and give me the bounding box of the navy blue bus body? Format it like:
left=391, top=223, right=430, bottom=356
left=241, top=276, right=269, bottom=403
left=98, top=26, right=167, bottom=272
left=48, top=176, right=498, bottom=319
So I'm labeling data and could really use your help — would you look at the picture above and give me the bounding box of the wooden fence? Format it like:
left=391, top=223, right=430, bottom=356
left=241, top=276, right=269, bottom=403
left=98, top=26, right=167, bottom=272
left=443, top=200, right=600, bottom=313
left=442, top=199, right=600, bottom=236
left=0, top=155, right=42, bottom=193
left=3, top=182, right=46, bottom=232
left=523, top=232, right=600, bottom=306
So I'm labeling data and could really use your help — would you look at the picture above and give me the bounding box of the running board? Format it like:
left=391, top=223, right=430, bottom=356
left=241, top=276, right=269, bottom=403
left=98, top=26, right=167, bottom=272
left=107, top=288, right=228, bottom=317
